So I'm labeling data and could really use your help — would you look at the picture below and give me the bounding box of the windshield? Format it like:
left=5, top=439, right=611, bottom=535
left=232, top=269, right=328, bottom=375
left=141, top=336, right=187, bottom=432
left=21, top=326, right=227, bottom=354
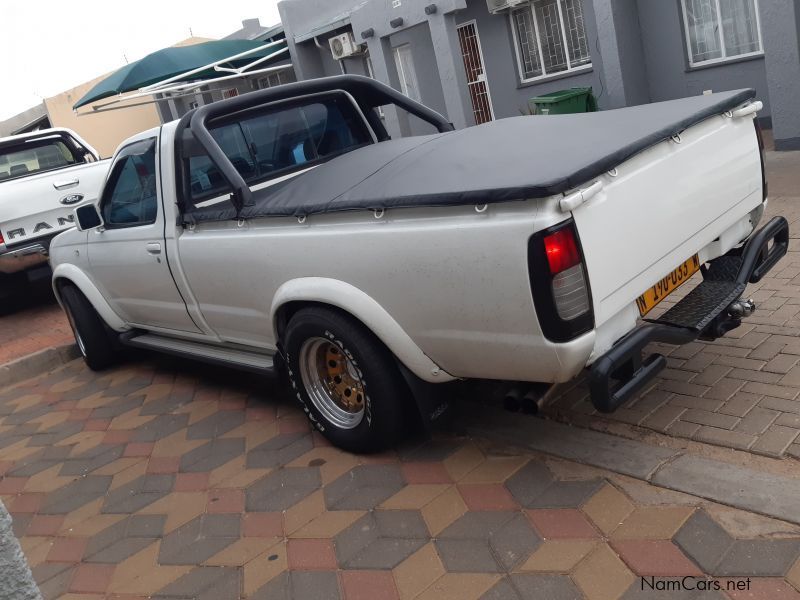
left=0, top=138, right=80, bottom=182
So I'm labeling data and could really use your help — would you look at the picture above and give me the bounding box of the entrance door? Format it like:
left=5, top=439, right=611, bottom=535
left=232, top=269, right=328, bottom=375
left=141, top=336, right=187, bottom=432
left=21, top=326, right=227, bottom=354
left=457, top=21, right=495, bottom=125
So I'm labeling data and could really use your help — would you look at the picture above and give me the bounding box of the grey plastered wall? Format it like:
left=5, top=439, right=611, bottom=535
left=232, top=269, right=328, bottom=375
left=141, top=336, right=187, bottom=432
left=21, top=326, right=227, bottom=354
left=635, top=0, right=771, bottom=116
left=761, top=0, right=800, bottom=150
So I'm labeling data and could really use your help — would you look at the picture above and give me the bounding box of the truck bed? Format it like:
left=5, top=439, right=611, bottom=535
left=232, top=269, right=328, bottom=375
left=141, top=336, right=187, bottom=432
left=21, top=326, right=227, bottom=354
left=187, top=89, right=755, bottom=221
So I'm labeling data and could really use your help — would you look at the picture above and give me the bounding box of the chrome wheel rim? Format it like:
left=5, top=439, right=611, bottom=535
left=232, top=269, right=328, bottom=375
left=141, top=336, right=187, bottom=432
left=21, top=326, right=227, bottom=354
left=299, top=337, right=365, bottom=430
left=65, top=306, right=87, bottom=357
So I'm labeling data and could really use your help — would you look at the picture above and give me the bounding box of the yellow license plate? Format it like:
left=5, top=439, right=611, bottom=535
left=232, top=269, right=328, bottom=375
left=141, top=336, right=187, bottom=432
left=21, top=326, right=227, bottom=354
left=636, top=255, right=701, bottom=317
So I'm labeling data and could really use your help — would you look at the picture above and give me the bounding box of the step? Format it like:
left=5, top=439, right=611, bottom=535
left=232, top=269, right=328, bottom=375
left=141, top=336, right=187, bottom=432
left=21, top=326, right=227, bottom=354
left=647, top=280, right=746, bottom=331
left=123, top=333, right=275, bottom=373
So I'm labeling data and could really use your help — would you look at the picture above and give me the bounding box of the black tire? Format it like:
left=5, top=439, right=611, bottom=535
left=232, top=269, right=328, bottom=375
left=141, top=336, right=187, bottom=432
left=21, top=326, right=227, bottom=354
left=284, top=307, right=409, bottom=453
left=60, top=284, right=117, bottom=371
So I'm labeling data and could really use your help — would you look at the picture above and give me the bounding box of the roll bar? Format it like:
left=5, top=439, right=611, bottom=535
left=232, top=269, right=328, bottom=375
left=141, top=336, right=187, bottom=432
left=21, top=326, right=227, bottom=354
left=182, top=75, right=455, bottom=214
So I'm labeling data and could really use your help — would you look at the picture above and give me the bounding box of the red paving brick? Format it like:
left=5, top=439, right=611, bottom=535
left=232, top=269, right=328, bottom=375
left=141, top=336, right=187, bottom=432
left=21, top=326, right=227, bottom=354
left=26, top=515, right=65, bottom=537
left=401, top=462, right=453, bottom=484
left=612, top=540, right=703, bottom=576
left=341, top=570, right=400, bottom=600
left=173, top=472, right=210, bottom=492
left=69, top=563, right=116, bottom=594
left=287, top=538, right=338, bottom=570
left=46, top=537, right=87, bottom=563
left=457, top=484, right=519, bottom=511
left=146, top=456, right=180, bottom=473
left=526, top=509, right=601, bottom=539
left=123, top=442, right=155, bottom=458
left=242, top=512, right=284, bottom=537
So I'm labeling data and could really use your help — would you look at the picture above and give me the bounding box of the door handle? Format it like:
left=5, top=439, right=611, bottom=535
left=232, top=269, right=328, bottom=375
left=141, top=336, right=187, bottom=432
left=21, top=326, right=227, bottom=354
left=146, top=243, right=162, bottom=255
left=53, top=179, right=79, bottom=190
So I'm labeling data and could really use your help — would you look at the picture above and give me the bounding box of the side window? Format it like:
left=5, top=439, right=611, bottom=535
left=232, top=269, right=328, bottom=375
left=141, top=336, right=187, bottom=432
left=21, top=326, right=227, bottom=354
left=101, top=138, right=158, bottom=227
left=187, top=94, right=373, bottom=205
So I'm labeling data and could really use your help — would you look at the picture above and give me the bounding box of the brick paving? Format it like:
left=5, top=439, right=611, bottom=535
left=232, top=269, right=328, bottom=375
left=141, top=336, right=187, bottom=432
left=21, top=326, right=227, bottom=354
left=2, top=359, right=800, bottom=599
left=544, top=154, right=800, bottom=458
left=0, top=280, right=72, bottom=365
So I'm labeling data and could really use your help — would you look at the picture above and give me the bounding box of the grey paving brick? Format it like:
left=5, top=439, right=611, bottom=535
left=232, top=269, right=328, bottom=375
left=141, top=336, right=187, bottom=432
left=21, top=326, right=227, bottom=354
left=780, top=365, right=800, bottom=387
left=786, top=443, right=800, bottom=459
left=439, top=511, right=517, bottom=540
left=246, top=432, right=313, bottom=469
left=9, top=445, right=72, bottom=477
left=179, top=438, right=245, bottom=473
left=744, top=382, right=799, bottom=401
left=90, top=395, right=145, bottom=419
left=324, top=465, right=405, bottom=510
left=489, top=512, right=541, bottom=571
left=251, top=572, right=341, bottom=600
left=481, top=577, right=521, bottom=600
left=87, top=537, right=156, bottom=563
left=334, top=511, right=428, bottom=569
left=525, top=480, right=605, bottom=509
left=139, top=391, right=194, bottom=417
left=669, top=394, right=724, bottom=413
left=750, top=425, right=800, bottom=457
left=717, top=392, right=762, bottom=417
left=641, top=405, right=685, bottom=432
left=734, top=407, right=780, bottom=435
left=763, top=354, right=800, bottom=374
left=759, top=395, right=800, bottom=414
left=666, top=420, right=702, bottom=438
left=713, top=539, right=800, bottom=576
left=506, top=574, right=583, bottom=600
left=728, top=368, right=782, bottom=384
left=776, top=413, right=800, bottom=428
left=158, top=515, right=240, bottom=565
left=693, top=426, right=756, bottom=450
left=673, top=510, right=734, bottom=573
left=186, top=410, right=246, bottom=440
left=101, top=475, right=174, bottom=514
left=39, top=475, right=112, bottom=515
left=681, top=409, right=739, bottom=430
left=156, top=566, right=240, bottom=600
left=436, top=539, right=501, bottom=572
left=59, top=444, right=125, bottom=476
left=132, top=414, right=190, bottom=442
left=397, top=439, right=462, bottom=462
left=701, top=378, right=744, bottom=401
left=505, top=461, right=554, bottom=507
left=246, top=467, right=320, bottom=511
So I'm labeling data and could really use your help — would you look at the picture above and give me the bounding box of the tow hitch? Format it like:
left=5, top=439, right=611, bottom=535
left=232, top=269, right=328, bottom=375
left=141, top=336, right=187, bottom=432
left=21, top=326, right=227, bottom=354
left=590, top=216, right=789, bottom=414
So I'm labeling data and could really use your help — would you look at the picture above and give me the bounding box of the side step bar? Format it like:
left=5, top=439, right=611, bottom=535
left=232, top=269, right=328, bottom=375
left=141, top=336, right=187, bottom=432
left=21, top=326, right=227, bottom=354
left=590, top=216, right=789, bottom=414
left=121, top=333, right=276, bottom=375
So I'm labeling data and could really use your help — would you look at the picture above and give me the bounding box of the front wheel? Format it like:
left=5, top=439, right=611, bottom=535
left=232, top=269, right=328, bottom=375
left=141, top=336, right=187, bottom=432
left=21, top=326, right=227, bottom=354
left=60, top=284, right=117, bottom=371
left=284, top=307, right=410, bottom=453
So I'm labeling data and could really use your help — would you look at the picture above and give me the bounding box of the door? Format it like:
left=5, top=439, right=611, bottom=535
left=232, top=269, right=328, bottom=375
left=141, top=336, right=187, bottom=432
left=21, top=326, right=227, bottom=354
left=457, top=21, right=495, bottom=125
left=88, top=137, right=199, bottom=333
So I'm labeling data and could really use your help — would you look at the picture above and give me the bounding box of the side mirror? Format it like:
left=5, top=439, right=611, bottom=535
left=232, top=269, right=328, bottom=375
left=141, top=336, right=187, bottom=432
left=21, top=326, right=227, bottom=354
left=75, top=204, right=103, bottom=231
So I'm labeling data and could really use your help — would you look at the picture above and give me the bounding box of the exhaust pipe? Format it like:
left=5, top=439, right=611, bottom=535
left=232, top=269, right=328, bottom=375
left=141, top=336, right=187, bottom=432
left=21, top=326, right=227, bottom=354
left=503, top=386, right=523, bottom=413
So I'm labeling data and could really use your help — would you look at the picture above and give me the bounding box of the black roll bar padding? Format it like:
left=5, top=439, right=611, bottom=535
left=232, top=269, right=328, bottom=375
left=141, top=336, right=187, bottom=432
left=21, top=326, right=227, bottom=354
left=736, top=216, right=790, bottom=285
left=186, top=75, right=455, bottom=216
left=590, top=323, right=698, bottom=413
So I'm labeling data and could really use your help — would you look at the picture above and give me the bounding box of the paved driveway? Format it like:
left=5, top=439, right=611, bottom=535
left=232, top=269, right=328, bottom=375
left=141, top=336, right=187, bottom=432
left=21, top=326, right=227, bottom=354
left=2, top=358, right=800, bottom=599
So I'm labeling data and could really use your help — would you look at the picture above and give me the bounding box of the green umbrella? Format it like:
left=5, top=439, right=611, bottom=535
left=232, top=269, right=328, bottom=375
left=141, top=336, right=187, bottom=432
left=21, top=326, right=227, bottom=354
left=73, top=39, right=287, bottom=110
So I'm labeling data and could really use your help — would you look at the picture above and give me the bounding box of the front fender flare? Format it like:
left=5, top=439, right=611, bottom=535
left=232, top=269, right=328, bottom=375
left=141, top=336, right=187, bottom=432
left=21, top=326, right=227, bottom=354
left=271, top=278, right=454, bottom=384
left=52, top=264, right=130, bottom=332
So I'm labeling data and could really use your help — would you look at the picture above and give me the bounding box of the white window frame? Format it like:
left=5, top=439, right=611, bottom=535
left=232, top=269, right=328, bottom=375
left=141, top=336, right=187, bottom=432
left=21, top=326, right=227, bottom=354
left=509, top=0, right=593, bottom=85
left=681, top=0, right=764, bottom=68
left=393, top=44, right=422, bottom=103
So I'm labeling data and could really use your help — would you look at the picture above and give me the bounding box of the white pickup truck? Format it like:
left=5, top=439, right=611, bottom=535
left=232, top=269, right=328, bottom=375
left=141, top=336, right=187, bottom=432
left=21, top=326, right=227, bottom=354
left=0, top=129, right=107, bottom=303
left=50, top=76, right=788, bottom=452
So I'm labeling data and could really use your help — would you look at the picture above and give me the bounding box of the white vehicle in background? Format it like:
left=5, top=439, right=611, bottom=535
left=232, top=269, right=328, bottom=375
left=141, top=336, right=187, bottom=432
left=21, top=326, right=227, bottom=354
left=0, top=129, right=107, bottom=304
left=49, top=76, right=788, bottom=453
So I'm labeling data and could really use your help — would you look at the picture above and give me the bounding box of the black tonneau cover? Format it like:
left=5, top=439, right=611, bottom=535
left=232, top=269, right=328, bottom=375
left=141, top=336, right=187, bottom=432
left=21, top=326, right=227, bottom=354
left=190, top=89, right=755, bottom=221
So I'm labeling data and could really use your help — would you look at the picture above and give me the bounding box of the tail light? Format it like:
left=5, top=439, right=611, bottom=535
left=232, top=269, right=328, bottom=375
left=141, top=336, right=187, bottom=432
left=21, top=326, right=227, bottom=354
left=0, top=230, right=4, bottom=245
left=755, top=119, right=768, bottom=201
left=529, top=219, right=594, bottom=342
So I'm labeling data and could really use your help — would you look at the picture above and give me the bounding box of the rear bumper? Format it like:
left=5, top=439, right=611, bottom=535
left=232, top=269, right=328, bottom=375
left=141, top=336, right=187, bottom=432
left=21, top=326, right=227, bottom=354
left=590, top=216, right=790, bottom=413
left=0, top=242, right=49, bottom=274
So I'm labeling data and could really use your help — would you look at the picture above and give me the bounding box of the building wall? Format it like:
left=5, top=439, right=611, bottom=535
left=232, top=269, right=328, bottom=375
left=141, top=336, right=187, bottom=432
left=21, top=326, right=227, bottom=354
left=455, top=0, right=604, bottom=121
left=636, top=0, right=771, bottom=117
left=761, top=0, right=800, bottom=149
left=45, top=75, right=161, bottom=158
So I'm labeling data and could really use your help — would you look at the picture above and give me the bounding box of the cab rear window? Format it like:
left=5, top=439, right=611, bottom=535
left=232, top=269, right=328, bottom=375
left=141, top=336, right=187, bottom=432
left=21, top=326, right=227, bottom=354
left=0, top=139, right=78, bottom=181
left=187, top=94, right=372, bottom=204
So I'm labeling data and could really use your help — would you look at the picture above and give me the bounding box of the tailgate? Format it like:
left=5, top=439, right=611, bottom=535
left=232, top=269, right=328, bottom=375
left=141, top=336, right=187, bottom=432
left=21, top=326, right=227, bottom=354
left=570, top=112, right=763, bottom=326
left=0, top=160, right=108, bottom=246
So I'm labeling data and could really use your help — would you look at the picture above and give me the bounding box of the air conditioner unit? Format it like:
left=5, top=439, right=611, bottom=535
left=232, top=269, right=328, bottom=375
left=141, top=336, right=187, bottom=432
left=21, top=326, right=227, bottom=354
left=329, top=32, right=363, bottom=60
left=486, top=0, right=527, bottom=14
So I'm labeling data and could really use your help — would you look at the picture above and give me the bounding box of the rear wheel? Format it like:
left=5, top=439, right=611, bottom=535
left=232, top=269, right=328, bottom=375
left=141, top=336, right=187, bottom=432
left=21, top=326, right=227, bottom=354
left=284, top=307, right=409, bottom=453
left=60, top=284, right=117, bottom=371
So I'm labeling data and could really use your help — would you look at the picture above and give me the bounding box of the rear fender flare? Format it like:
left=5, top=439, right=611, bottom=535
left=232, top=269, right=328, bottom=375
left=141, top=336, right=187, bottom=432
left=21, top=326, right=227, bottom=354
left=270, top=277, right=454, bottom=384
left=51, top=264, right=129, bottom=332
